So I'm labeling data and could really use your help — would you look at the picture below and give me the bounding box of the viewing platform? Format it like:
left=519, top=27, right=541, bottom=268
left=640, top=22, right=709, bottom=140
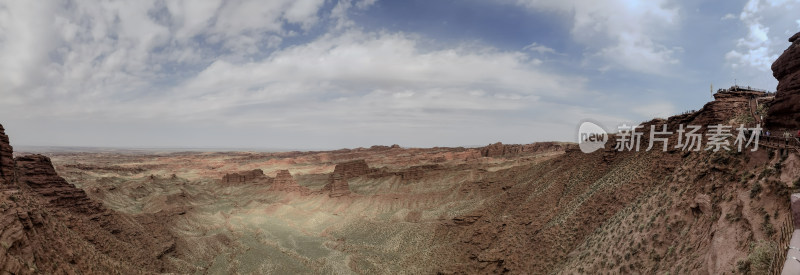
left=714, top=85, right=773, bottom=100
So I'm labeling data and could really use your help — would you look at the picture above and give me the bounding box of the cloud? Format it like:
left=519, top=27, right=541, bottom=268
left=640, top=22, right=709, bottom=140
left=0, top=0, right=683, bottom=148
left=330, top=0, right=378, bottom=29
left=507, top=0, right=680, bottom=74
left=721, top=13, right=737, bottom=20
left=725, top=0, right=800, bottom=72
left=131, top=30, right=591, bottom=127
left=0, top=0, right=623, bottom=147
left=522, top=42, right=557, bottom=55
left=0, top=0, right=333, bottom=109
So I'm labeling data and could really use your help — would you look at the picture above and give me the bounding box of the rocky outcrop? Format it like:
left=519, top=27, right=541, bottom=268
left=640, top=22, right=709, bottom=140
left=480, top=142, right=570, bottom=158
left=0, top=124, right=14, bottom=185
left=0, top=123, right=177, bottom=274
left=686, top=90, right=753, bottom=127
left=399, top=164, right=441, bottom=181
left=222, top=169, right=267, bottom=184
left=325, top=173, right=351, bottom=197
left=332, top=159, right=370, bottom=178
left=268, top=170, right=309, bottom=194
left=766, top=31, right=800, bottom=130
left=14, top=154, right=176, bottom=271
left=15, top=155, right=106, bottom=215
left=323, top=160, right=371, bottom=197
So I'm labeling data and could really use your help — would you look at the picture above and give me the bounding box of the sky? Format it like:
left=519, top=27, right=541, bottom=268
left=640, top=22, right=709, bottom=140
left=1, top=0, right=799, bottom=149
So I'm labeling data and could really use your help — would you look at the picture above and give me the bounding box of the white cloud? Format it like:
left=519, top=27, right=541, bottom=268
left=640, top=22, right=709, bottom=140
left=0, top=0, right=334, bottom=109
left=725, top=0, right=800, bottom=72
left=133, top=30, right=590, bottom=127
left=330, top=0, right=378, bottom=30
left=721, top=13, right=737, bottom=20
left=522, top=42, right=557, bottom=55
left=508, top=0, right=680, bottom=74
left=0, top=1, right=57, bottom=91
left=0, top=0, right=657, bottom=147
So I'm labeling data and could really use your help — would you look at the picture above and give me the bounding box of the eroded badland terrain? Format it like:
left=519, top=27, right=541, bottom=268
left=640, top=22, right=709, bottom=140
left=3, top=32, right=800, bottom=274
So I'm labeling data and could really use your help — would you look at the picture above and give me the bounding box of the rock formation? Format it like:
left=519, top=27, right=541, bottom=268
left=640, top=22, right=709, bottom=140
left=480, top=142, right=570, bottom=158
left=267, top=170, right=309, bottom=194
left=0, top=123, right=177, bottom=273
left=15, top=155, right=106, bottom=215
left=222, top=169, right=267, bottom=184
left=323, top=160, right=370, bottom=197
left=0, top=124, right=14, bottom=185
left=399, top=164, right=440, bottom=181
left=326, top=173, right=351, bottom=197
left=681, top=89, right=758, bottom=127
left=766, top=31, right=800, bottom=130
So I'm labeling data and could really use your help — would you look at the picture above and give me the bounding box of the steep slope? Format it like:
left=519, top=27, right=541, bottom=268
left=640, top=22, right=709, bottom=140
left=0, top=124, right=179, bottom=274
left=0, top=124, right=13, bottom=184
left=432, top=73, right=794, bottom=273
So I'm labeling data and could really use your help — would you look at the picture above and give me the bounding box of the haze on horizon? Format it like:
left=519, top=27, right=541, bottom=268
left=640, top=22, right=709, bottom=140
left=1, top=0, right=799, bottom=149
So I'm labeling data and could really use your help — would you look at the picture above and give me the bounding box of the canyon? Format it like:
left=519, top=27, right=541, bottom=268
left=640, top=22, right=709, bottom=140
left=1, top=31, right=799, bottom=274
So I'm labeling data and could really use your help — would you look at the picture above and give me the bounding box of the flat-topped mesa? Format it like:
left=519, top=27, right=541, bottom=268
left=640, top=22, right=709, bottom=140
left=323, top=159, right=370, bottom=197
left=766, top=31, right=800, bottom=130
left=0, top=124, right=14, bottom=185
left=268, top=170, right=309, bottom=194
left=221, top=169, right=268, bottom=185
left=332, top=159, right=370, bottom=178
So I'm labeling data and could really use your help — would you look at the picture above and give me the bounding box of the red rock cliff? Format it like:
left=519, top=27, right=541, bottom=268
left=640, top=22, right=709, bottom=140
left=766, top=31, right=800, bottom=129
left=268, top=170, right=309, bottom=194
left=0, top=123, right=177, bottom=273
left=222, top=169, right=267, bottom=184
left=0, top=124, right=14, bottom=185
left=15, top=155, right=106, bottom=215
left=323, top=160, right=370, bottom=197
left=480, top=142, right=570, bottom=158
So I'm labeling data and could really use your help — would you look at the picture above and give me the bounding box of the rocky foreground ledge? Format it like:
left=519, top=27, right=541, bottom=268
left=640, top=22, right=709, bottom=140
left=766, top=32, right=800, bottom=130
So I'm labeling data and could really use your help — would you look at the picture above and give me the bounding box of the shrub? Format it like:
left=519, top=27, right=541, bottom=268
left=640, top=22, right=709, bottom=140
left=746, top=241, right=776, bottom=272
left=750, top=182, right=763, bottom=198
left=736, top=259, right=750, bottom=273
left=763, top=222, right=776, bottom=237
left=725, top=212, right=742, bottom=223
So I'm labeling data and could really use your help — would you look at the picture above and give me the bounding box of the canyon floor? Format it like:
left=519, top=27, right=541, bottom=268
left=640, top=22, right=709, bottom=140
left=40, top=143, right=572, bottom=274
